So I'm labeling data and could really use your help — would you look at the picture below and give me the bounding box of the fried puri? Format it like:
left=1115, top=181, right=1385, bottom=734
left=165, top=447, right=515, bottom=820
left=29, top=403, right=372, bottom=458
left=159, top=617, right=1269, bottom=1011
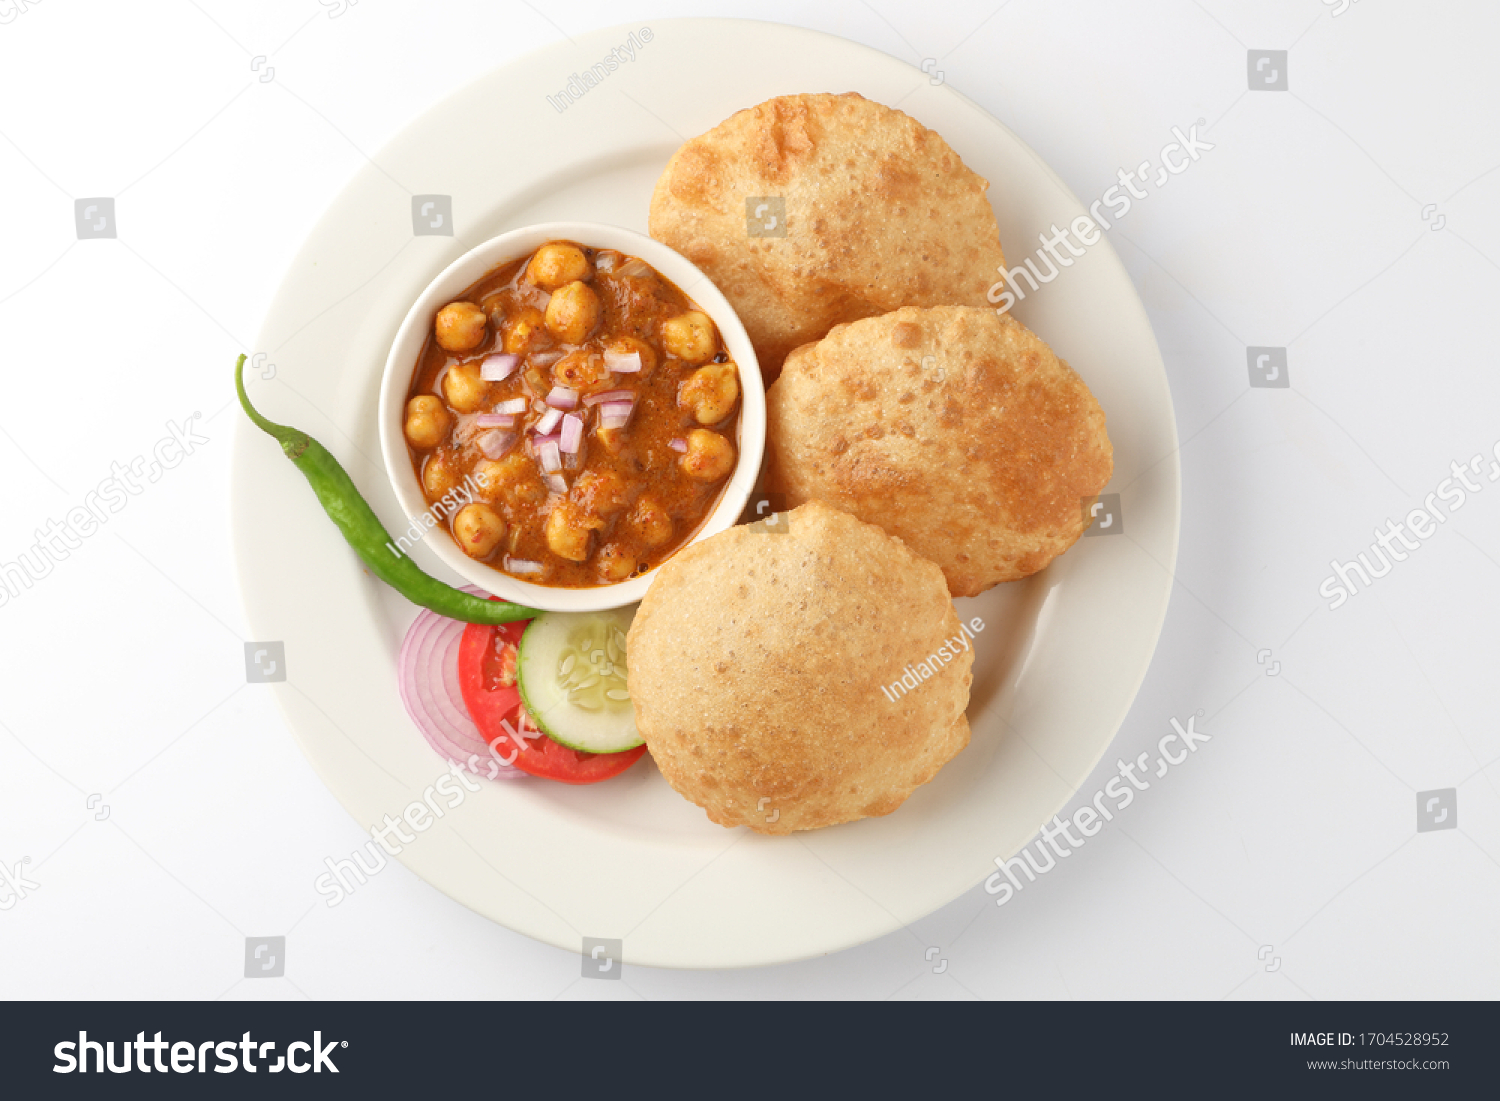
left=766, top=307, right=1113, bottom=597
left=648, top=92, right=1007, bottom=381
left=626, top=501, right=972, bottom=835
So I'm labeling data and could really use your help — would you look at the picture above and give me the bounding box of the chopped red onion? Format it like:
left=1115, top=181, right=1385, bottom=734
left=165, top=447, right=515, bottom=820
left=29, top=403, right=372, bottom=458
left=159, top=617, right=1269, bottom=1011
left=536, top=438, right=562, bottom=474
left=543, top=470, right=568, bottom=496
left=494, top=397, right=527, bottom=415
left=546, top=385, right=579, bottom=410
left=603, top=349, right=642, bottom=373
left=529, top=351, right=562, bottom=367
left=480, top=353, right=521, bottom=381
left=583, top=388, right=635, bottom=407
left=477, top=429, right=516, bottom=459
left=503, top=556, right=545, bottom=575
left=534, top=407, right=563, bottom=436
left=560, top=413, right=583, bottom=454
left=597, top=401, right=634, bottom=430
left=668, top=437, right=688, bottom=453
left=475, top=413, right=514, bottom=428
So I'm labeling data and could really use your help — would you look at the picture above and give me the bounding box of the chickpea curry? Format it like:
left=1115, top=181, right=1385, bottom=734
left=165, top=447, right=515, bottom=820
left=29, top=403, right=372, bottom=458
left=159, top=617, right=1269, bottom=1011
left=403, top=241, right=742, bottom=587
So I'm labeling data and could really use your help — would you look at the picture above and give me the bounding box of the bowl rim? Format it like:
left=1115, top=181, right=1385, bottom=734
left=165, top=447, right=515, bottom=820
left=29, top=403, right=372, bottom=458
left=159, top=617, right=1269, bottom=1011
left=377, top=220, right=766, bottom=613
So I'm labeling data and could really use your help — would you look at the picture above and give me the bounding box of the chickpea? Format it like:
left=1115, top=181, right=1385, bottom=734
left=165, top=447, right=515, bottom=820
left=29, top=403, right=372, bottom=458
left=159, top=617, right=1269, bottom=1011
left=404, top=395, right=450, bottom=449
left=452, top=503, right=507, bottom=559
left=545, top=500, right=594, bottom=562
left=479, top=292, right=507, bottom=331
left=423, top=454, right=459, bottom=498
left=544, top=280, right=602, bottom=344
left=502, top=307, right=551, bottom=354
left=475, top=452, right=546, bottom=509
left=679, top=362, right=740, bottom=425
left=680, top=429, right=736, bottom=482
left=569, top=468, right=633, bottom=522
left=596, top=544, right=636, bottom=583
left=552, top=350, right=610, bottom=391
left=661, top=311, right=716, bottom=364
left=604, top=334, right=659, bottom=378
left=470, top=460, right=506, bottom=499
left=434, top=301, right=488, bottom=353
left=526, top=243, right=593, bottom=290
left=442, top=362, right=488, bottom=413
left=624, top=494, right=673, bottom=548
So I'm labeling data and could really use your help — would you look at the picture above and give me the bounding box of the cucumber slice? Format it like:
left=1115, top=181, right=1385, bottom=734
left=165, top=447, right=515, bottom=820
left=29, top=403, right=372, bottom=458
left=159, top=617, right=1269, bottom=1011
left=516, top=607, right=642, bottom=755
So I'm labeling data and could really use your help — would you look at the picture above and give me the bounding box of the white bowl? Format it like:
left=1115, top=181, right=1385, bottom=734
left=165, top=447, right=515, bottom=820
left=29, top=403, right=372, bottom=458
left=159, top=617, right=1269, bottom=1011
left=378, top=221, right=765, bottom=613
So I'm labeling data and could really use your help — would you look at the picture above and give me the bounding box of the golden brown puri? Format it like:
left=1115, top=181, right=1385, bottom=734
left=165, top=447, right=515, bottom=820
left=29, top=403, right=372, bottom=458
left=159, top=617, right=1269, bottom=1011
left=765, top=306, right=1113, bottom=597
left=648, top=92, right=1007, bottom=383
left=627, top=501, right=972, bottom=835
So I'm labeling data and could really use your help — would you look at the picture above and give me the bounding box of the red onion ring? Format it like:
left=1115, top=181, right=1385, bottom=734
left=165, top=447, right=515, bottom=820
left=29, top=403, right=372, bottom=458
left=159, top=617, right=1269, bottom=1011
left=396, top=593, right=527, bottom=780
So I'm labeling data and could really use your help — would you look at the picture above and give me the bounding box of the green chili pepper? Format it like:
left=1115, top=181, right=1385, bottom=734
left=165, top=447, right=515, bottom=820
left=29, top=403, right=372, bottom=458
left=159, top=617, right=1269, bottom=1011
left=234, top=354, right=540, bottom=625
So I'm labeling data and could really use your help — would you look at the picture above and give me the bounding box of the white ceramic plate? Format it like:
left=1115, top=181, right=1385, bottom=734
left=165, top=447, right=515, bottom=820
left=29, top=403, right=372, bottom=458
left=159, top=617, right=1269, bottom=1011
left=230, top=18, right=1179, bottom=969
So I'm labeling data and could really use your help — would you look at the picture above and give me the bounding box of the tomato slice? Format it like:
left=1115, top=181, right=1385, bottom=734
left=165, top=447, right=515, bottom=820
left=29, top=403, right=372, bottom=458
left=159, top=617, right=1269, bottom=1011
left=458, top=613, right=647, bottom=785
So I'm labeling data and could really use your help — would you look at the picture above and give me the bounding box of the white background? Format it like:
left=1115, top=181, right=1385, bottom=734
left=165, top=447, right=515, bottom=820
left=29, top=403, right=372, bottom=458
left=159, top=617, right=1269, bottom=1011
left=2, top=0, right=1497, bottom=1000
